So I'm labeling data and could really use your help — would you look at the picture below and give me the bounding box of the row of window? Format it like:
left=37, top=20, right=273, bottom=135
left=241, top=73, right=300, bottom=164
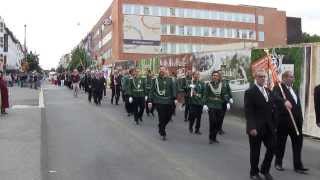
left=161, top=24, right=261, bottom=40
left=0, top=36, right=4, bottom=49
left=160, top=43, right=217, bottom=54
left=123, top=4, right=264, bottom=24
left=0, top=22, right=4, bottom=33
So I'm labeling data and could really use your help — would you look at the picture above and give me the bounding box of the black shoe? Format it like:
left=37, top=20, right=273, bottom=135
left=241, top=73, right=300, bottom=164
left=184, top=119, right=188, bottom=122
left=139, top=117, right=143, bottom=122
left=195, top=131, right=202, bottom=135
left=135, top=120, right=139, bottom=125
left=275, top=164, right=285, bottom=171
left=209, top=140, right=219, bottom=144
left=162, top=136, right=167, bottom=141
left=209, top=139, right=219, bottom=144
left=250, top=174, right=263, bottom=180
left=189, top=128, right=193, bottom=134
left=262, top=173, right=273, bottom=180
left=1, top=112, right=8, bottom=115
left=218, top=130, right=225, bottom=135
left=294, top=167, right=309, bottom=174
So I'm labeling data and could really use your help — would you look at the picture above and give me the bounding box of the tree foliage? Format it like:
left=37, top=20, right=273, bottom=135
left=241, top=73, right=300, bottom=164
left=26, top=51, right=42, bottom=72
left=68, top=47, right=92, bottom=72
left=302, top=32, right=320, bottom=43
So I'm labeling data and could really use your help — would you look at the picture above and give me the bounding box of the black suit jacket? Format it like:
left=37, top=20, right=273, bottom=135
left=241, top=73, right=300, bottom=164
left=110, top=75, right=121, bottom=88
left=314, top=85, right=320, bottom=124
left=273, top=84, right=303, bottom=129
left=244, top=85, right=277, bottom=135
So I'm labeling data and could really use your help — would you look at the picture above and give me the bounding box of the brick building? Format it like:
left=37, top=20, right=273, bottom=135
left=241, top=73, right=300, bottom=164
left=81, top=0, right=291, bottom=66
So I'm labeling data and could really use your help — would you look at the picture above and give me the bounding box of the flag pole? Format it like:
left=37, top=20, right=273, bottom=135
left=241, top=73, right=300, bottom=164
left=264, top=49, right=300, bottom=136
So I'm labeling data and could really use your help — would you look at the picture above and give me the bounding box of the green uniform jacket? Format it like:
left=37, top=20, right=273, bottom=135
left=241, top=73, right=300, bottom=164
left=127, top=76, right=146, bottom=98
left=145, top=75, right=153, bottom=95
left=150, top=76, right=177, bottom=105
left=186, top=80, right=205, bottom=106
left=203, top=81, right=231, bottom=109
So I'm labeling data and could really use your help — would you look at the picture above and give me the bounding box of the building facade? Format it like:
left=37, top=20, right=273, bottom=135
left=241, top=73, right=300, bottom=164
left=0, top=16, right=24, bottom=72
left=83, top=0, right=288, bottom=66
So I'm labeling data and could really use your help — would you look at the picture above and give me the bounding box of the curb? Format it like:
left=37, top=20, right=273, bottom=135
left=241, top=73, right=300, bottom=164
left=39, top=88, right=48, bottom=180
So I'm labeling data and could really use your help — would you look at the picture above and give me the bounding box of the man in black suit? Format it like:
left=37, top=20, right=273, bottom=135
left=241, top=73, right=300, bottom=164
left=273, top=71, right=309, bottom=174
left=244, top=69, right=278, bottom=180
left=110, top=70, right=122, bottom=105
left=314, top=84, right=320, bottom=128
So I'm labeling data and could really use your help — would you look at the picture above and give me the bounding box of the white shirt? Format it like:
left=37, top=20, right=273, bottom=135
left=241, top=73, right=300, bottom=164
left=286, top=85, right=297, bottom=104
left=255, top=83, right=269, bottom=102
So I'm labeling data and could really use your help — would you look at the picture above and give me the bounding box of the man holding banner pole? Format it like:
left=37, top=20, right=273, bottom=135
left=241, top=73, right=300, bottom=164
left=273, top=71, right=308, bottom=173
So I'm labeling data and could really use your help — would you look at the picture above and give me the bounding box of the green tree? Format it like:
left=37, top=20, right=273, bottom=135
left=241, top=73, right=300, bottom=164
left=68, top=47, right=92, bottom=72
left=26, top=51, right=42, bottom=72
left=302, top=32, right=320, bottom=43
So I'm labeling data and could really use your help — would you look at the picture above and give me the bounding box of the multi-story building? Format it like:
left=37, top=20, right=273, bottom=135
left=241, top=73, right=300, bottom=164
left=83, top=0, right=295, bottom=66
left=0, top=16, right=24, bottom=72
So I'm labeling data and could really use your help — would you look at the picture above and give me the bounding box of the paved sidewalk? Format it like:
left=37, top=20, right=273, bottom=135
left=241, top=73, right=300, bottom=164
left=0, top=86, right=42, bottom=180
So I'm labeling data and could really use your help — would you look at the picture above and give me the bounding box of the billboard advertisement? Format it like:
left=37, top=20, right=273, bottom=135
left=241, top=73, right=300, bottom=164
left=123, top=15, right=161, bottom=54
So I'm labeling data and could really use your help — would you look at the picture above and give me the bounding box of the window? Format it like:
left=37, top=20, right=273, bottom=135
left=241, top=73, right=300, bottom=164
left=170, top=43, right=176, bottom=54
left=195, top=26, right=201, bottom=36
left=249, top=15, right=255, bottom=23
left=179, top=44, right=184, bottom=53
left=249, top=30, right=256, bottom=40
left=133, top=5, right=141, bottom=15
left=236, top=29, right=241, bottom=38
left=123, top=4, right=132, bottom=14
left=218, top=12, right=225, bottom=20
left=203, top=27, right=209, bottom=36
left=178, top=25, right=184, bottom=35
left=152, top=6, right=160, bottom=16
left=187, top=44, right=192, bottom=53
left=258, top=15, right=264, bottom=25
left=177, top=8, right=184, bottom=17
left=226, top=12, right=232, bottom=21
left=186, top=9, right=193, bottom=18
left=143, top=6, right=150, bottom=15
left=241, top=30, right=248, bottom=39
left=259, top=31, right=265, bottom=41
left=161, top=43, right=168, bottom=53
left=219, top=28, right=225, bottom=38
left=234, top=13, right=241, bottom=22
left=227, top=28, right=233, bottom=38
left=169, top=8, right=176, bottom=16
left=169, top=24, right=176, bottom=35
left=202, top=10, right=210, bottom=19
left=0, top=37, right=3, bottom=43
left=211, top=27, right=217, bottom=37
left=211, top=11, right=218, bottom=20
left=161, top=24, right=167, bottom=35
left=160, top=7, right=168, bottom=16
left=186, top=26, right=193, bottom=36
left=194, top=9, right=201, bottom=19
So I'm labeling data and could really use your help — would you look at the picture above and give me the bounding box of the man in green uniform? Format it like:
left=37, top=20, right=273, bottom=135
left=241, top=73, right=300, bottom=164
left=145, top=69, right=154, bottom=116
left=186, top=71, right=205, bottom=134
left=128, top=68, right=146, bottom=125
left=121, top=69, right=131, bottom=116
left=203, top=71, right=232, bottom=144
left=150, top=67, right=177, bottom=140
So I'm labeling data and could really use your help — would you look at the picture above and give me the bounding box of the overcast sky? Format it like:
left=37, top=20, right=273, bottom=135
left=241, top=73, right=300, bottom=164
left=1, top=0, right=319, bottom=70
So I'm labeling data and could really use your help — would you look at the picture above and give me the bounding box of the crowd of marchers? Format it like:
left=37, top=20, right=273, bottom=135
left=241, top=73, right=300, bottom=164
left=54, top=67, right=320, bottom=180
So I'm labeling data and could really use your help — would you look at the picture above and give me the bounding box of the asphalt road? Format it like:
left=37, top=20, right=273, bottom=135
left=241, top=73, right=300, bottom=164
left=44, top=85, right=320, bottom=180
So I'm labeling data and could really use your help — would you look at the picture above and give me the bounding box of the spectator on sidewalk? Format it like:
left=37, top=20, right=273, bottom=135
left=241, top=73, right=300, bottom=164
left=0, top=71, right=9, bottom=114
